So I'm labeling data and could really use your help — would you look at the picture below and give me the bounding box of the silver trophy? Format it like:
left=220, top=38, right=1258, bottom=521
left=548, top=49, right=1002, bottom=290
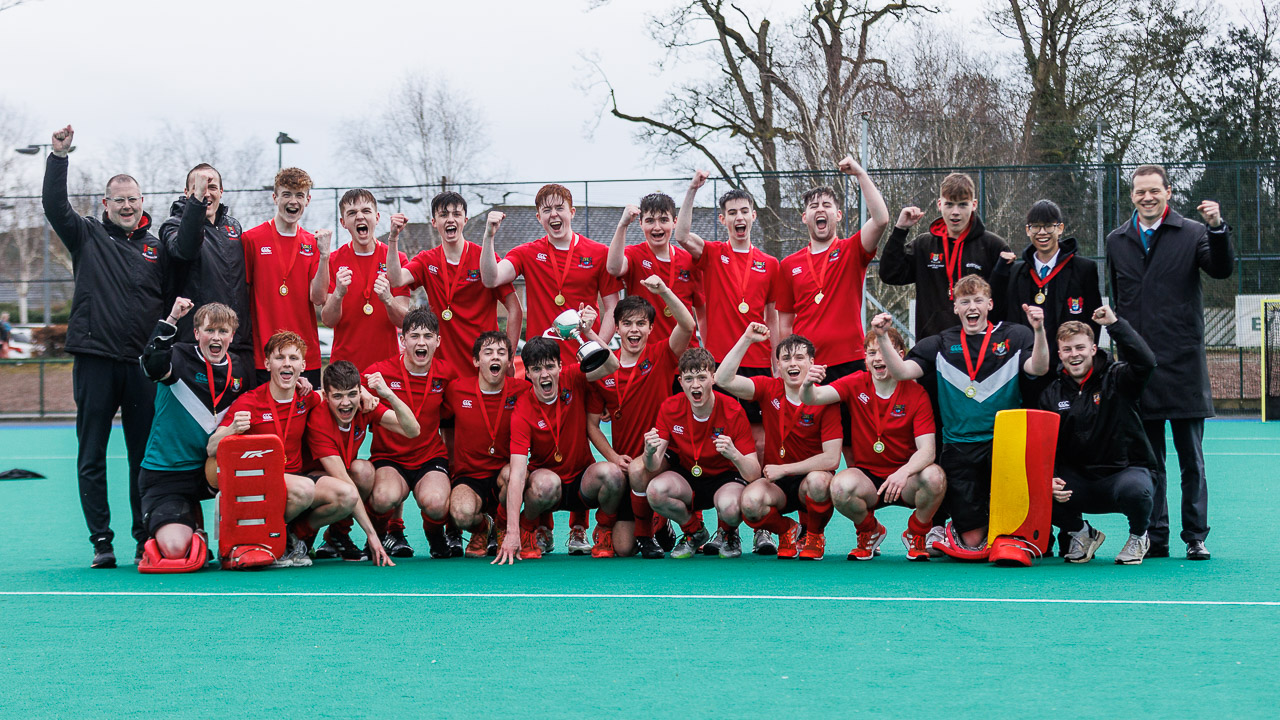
left=542, top=309, right=611, bottom=372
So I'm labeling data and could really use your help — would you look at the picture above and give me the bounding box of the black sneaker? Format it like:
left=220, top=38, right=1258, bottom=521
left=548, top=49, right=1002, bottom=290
left=1186, top=540, right=1211, bottom=560
left=316, top=530, right=365, bottom=561
left=486, top=523, right=498, bottom=557
left=654, top=517, right=677, bottom=552
left=637, top=536, right=665, bottom=559
left=91, top=541, right=116, bottom=569
left=446, top=527, right=465, bottom=558
left=424, top=529, right=452, bottom=559
left=382, top=530, right=415, bottom=558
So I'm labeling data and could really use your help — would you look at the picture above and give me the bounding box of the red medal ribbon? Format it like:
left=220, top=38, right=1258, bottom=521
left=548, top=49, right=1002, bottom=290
left=476, top=385, right=510, bottom=455
left=803, top=243, right=834, bottom=300
left=351, top=247, right=380, bottom=305
left=615, top=353, right=645, bottom=412
left=870, top=380, right=903, bottom=446
left=205, top=353, right=233, bottom=410
left=399, top=356, right=436, bottom=418
left=961, top=323, right=996, bottom=385
left=268, top=390, right=298, bottom=461
left=778, top=395, right=803, bottom=459
left=440, top=242, right=470, bottom=310
left=544, top=233, right=580, bottom=303
left=727, top=245, right=755, bottom=310
left=937, top=220, right=973, bottom=299
left=1029, top=253, right=1074, bottom=290
left=533, top=392, right=564, bottom=463
left=340, top=414, right=361, bottom=466
left=272, top=220, right=303, bottom=291
left=685, top=399, right=713, bottom=469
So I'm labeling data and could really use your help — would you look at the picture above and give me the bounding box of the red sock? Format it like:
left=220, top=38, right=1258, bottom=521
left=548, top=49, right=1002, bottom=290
left=717, top=517, right=735, bottom=533
left=388, top=504, right=405, bottom=533
left=797, top=508, right=810, bottom=528
left=570, top=510, right=588, bottom=530
left=805, top=499, right=834, bottom=533
left=693, top=510, right=705, bottom=526
left=519, top=513, right=538, bottom=533
left=856, top=512, right=878, bottom=533
left=744, top=508, right=793, bottom=535
left=594, top=510, right=617, bottom=529
left=364, top=499, right=393, bottom=536
left=908, top=512, right=932, bottom=536
left=293, top=516, right=318, bottom=545
left=679, top=512, right=702, bottom=535
left=631, top=494, right=654, bottom=537
left=495, top=504, right=508, bottom=528
left=421, top=509, right=445, bottom=536
left=331, top=516, right=354, bottom=535
left=539, top=511, right=554, bottom=529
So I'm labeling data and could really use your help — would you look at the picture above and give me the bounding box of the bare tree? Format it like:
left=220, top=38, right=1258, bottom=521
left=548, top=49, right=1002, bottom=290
left=336, top=73, right=487, bottom=192
left=601, top=0, right=929, bottom=256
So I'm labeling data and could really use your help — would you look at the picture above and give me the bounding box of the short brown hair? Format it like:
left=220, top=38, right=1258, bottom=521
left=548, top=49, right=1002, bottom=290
left=264, top=330, right=307, bottom=359
left=322, top=360, right=361, bottom=392
left=186, top=163, right=221, bottom=190
left=866, top=326, right=907, bottom=355
left=952, top=274, right=991, bottom=299
left=193, top=302, right=238, bottom=333
left=1057, top=321, right=1095, bottom=344
left=339, top=189, right=376, bottom=212
left=678, top=347, right=716, bottom=376
left=274, top=167, right=313, bottom=193
left=939, top=172, right=975, bottom=202
left=535, top=183, right=573, bottom=209
left=1132, top=164, right=1170, bottom=188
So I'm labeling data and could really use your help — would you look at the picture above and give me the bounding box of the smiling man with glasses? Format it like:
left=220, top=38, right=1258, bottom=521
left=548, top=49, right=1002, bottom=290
left=41, top=124, right=169, bottom=569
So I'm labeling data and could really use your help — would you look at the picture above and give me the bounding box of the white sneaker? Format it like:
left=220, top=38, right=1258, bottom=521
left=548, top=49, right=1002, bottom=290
left=1115, top=532, right=1150, bottom=565
left=925, top=525, right=947, bottom=557
left=272, top=532, right=312, bottom=568
left=1063, top=521, right=1105, bottom=564
left=752, top=528, right=777, bottom=555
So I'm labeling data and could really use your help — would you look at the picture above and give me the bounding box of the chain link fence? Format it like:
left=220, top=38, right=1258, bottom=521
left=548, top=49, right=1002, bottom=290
left=3, top=160, right=1278, bottom=417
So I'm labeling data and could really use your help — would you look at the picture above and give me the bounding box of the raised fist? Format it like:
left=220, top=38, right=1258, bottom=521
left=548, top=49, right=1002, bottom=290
left=620, top=205, right=641, bottom=226
left=804, top=364, right=826, bottom=386
left=1197, top=199, right=1222, bottom=228
left=389, top=213, right=408, bottom=241
left=837, top=155, right=864, bottom=176
left=713, top=433, right=736, bottom=458
left=896, top=206, right=925, bottom=229
left=1092, top=304, right=1117, bottom=326
left=314, top=228, right=333, bottom=254
left=691, top=170, right=710, bottom=190
left=1022, top=304, right=1045, bottom=331
left=744, top=322, right=769, bottom=344
left=578, top=304, right=598, bottom=330
left=644, top=428, right=667, bottom=457
left=639, top=275, right=668, bottom=295
left=870, top=312, right=893, bottom=337
left=373, top=273, right=391, bottom=302
left=51, top=125, right=74, bottom=157
left=230, top=411, right=252, bottom=434
left=487, top=211, right=506, bottom=231
left=169, top=297, right=194, bottom=321
left=333, top=266, right=353, bottom=296
left=365, top=371, right=392, bottom=399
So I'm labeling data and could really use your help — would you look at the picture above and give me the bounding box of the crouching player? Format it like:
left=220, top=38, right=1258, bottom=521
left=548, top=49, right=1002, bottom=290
left=715, top=324, right=840, bottom=560
left=495, top=307, right=623, bottom=564
left=138, top=298, right=249, bottom=568
left=801, top=324, right=945, bottom=560
left=876, top=275, right=1048, bottom=557
left=444, top=332, right=530, bottom=557
left=363, top=308, right=459, bottom=559
left=1042, top=306, right=1157, bottom=564
left=644, top=348, right=761, bottom=559
left=303, top=361, right=422, bottom=566
left=209, top=331, right=324, bottom=567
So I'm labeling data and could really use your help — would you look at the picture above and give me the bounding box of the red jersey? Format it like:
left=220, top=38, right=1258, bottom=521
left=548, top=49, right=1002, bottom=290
left=444, top=374, right=530, bottom=478
left=591, top=343, right=679, bottom=458
left=695, top=241, right=778, bottom=368
left=363, top=355, right=455, bottom=466
left=621, top=242, right=702, bottom=343
left=241, top=220, right=322, bottom=370
left=655, top=391, right=754, bottom=476
left=777, top=234, right=875, bottom=366
left=510, top=364, right=595, bottom=481
left=405, top=241, right=516, bottom=372
left=832, top=371, right=935, bottom=478
left=328, top=242, right=411, bottom=374
left=750, top=376, right=842, bottom=467
left=219, top=383, right=322, bottom=473
left=504, top=235, right=622, bottom=361
left=303, top=405, right=375, bottom=472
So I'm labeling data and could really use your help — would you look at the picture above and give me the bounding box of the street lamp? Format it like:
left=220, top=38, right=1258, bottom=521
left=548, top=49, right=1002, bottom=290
left=14, top=142, right=75, bottom=324
left=378, top=195, right=423, bottom=214
left=275, top=132, right=298, bottom=170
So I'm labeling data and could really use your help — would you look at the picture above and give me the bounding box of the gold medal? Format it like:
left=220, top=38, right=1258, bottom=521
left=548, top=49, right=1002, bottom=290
left=778, top=447, right=786, bottom=459
left=554, top=294, right=566, bottom=306
left=362, top=303, right=374, bottom=315
left=737, top=301, right=749, bottom=314
left=1035, top=291, right=1046, bottom=305
left=691, top=464, right=703, bottom=477
left=965, top=385, right=977, bottom=399
left=554, top=452, right=563, bottom=463
left=488, top=446, right=495, bottom=456
left=441, top=308, right=454, bottom=321
left=278, top=283, right=288, bottom=296
left=663, top=307, right=673, bottom=317
left=814, top=292, right=824, bottom=304
left=873, top=440, right=885, bottom=454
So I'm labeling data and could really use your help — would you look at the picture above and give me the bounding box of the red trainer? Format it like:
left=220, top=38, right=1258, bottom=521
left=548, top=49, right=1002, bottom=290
left=847, top=521, right=886, bottom=561
left=519, top=528, right=543, bottom=560
left=776, top=520, right=801, bottom=559
left=591, top=526, right=616, bottom=558
left=465, top=517, right=491, bottom=558
left=798, top=531, right=825, bottom=560
left=901, top=529, right=930, bottom=561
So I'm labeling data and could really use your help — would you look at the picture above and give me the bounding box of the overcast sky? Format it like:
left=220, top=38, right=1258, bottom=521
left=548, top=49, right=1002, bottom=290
left=0, top=0, right=1258, bottom=222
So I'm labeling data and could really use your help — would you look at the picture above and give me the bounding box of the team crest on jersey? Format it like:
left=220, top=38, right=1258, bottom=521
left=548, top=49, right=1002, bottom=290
left=928, top=252, right=943, bottom=267
left=993, top=340, right=1009, bottom=357
left=712, top=426, right=725, bottom=437
left=232, top=378, right=242, bottom=391
left=561, top=389, right=573, bottom=403
left=677, top=269, right=692, bottom=282
left=300, top=243, right=315, bottom=256
left=378, top=262, right=388, bottom=273
left=751, top=260, right=766, bottom=272
left=857, top=392, right=870, bottom=404
left=799, top=412, right=815, bottom=426
left=1068, top=297, right=1083, bottom=314
left=828, top=248, right=841, bottom=261
left=505, top=395, right=518, bottom=409
left=578, top=256, right=594, bottom=269
left=431, top=379, right=445, bottom=393
left=468, top=270, right=481, bottom=281
left=142, top=244, right=158, bottom=261
left=296, top=398, right=306, bottom=411
left=891, top=403, right=907, bottom=417
left=639, top=359, right=652, bottom=374
left=1093, top=393, right=1101, bottom=405
left=223, top=225, right=239, bottom=238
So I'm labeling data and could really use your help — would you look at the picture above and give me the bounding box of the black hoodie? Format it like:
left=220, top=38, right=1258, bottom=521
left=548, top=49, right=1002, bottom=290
left=991, top=235, right=1102, bottom=359
left=160, top=196, right=252, bottom=357
left=1038, top=318, right=1156, bottom=476
left=42, top=154, right=168, bottom=361
left=878, top=215, right=1011, bottom=341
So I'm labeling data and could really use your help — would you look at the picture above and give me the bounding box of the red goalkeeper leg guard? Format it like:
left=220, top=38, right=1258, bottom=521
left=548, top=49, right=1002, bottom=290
left=216, top=434, right=287, bottom=569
